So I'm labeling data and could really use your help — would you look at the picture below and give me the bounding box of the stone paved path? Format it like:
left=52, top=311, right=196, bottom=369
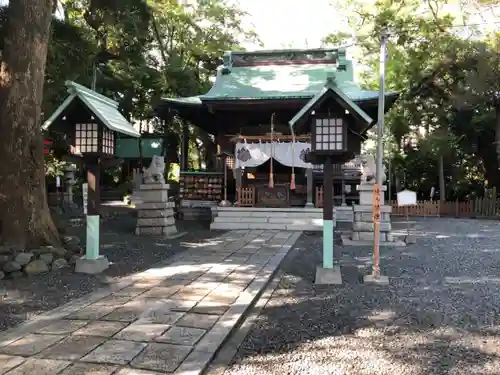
left=0, top=230, right=300, bottom=375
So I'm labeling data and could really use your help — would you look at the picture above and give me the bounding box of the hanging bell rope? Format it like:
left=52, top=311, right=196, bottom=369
left=269, top=113, right=275, bottom=188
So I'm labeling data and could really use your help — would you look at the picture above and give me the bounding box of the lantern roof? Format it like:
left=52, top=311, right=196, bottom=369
left=288, top=75, right=373, bottom=132
left=42, top=81, right=140, bottom=138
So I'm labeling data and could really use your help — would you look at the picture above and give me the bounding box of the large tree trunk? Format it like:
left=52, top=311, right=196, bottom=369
left=0, top=0, right=60, bottom=248
left=496, top=104, right=500, bottom=175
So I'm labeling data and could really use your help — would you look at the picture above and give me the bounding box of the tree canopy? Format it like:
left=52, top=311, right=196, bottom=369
left=0, top=0, right=259, bottom=247
left=40, top=0, right=259, bottom=168
left=1, top=0, right=500, bottom=248
left=325, top=0, right=500, bottom=200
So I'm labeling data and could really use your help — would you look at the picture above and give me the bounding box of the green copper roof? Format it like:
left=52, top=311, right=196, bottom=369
left=204, top=60, right=367, bottom=101
left=158, top=48, right=399, bottom=126
left=289, top=77, right=373, bottom=129
left=43, top=81, right=140, bottom=138
left=161, top=61, right=396, bottom=105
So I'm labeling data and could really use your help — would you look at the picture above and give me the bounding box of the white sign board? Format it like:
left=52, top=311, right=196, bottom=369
left=56, top=176, right=61, bottom=188
left=82, top=183, right=88, bottom=215
left=397, top=189, right=417, bottom=206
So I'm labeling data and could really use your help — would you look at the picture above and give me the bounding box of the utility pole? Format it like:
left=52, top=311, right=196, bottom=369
left=375, top=31, right=388, bottom=188
left=371, top=30, right=389, bottom=280
left=91, top=62, right=97, bottom=91
left=388, top=157, right=392, bottom=201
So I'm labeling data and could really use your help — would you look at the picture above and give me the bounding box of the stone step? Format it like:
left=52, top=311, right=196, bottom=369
left=213, top=211, right=324, bottom=219
left=212, top=207, right=354, bottom=221
left=214, top=207, right=321, bottom=213
left=213, top=216, right=324, bottom=225
left=335, top=207, right=354, bottom=221
left=136, top=225, right=177, bottom=235
left=210, top=222, right=323, bottom=231
left=137, top=217, right=175, bottom=227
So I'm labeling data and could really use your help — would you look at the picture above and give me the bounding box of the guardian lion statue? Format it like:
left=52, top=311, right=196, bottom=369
left=360, top=154, right=386, bottom=184
left=143, top=155, right=165, bottom=184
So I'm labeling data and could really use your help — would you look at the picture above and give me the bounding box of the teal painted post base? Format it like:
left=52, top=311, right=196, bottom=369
left=323, top=219, right=334, bottom=269
left=315, top=219, right=342, bottom=285
left=86, top=215, right=100, bottom=260
left=76, top=214, right=109, bottom=274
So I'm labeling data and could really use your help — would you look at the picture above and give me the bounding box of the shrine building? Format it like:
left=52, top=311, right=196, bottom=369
left=155, top=47, right=398, bottom=230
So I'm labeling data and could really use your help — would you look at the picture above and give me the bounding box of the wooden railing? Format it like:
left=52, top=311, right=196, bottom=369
left=237, top=187, right=255, bottom=207
left=390, top=200, right=495, bottom=218
left=315, top=184, right=500, bottom=218
left=315, top=186, right=356, bottom=208
left=390, top=201, right=441, bottom=217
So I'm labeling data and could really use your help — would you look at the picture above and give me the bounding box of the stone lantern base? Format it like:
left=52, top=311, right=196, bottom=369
left=341, top=184, right=405, bottom=246
left=135, top=183, right=177, bottom=236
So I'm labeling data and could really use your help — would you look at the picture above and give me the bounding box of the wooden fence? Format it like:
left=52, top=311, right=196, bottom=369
left=237, top=187, right=255, bottom=207
left=390, top=198, right=500, bottom=218
left=391, top=188, right=500, bottom=218
left=315, top=185, right=500, bottom=218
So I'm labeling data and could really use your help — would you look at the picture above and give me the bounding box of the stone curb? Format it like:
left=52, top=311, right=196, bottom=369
left=0, top=230, right=302, bottom=375
left=205, top=266, right=286, bottom=375
left=172, top=232, right=301, bottom=375
left=0, top=236, right=198, bottom=348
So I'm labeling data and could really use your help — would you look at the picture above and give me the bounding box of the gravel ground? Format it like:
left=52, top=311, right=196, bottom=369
left=225, top=218, right=500, bottom=375
left=0, top=214, right=217, bottom=332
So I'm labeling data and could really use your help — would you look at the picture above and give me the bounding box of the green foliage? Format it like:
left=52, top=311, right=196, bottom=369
left=325, top=0, right=500, bottom=199
left=44, top=155, right=67, bottom=177
left=34, top=0, right=258, bottom=179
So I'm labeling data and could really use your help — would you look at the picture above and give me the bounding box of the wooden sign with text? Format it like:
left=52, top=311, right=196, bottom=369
left=82, top=183, right=88, bottom=215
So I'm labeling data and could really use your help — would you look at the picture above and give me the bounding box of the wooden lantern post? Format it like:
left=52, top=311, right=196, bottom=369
left=309, top=116, right=349, bottom=285
left=41, top=81, right=141, bottom=273
left=84, top=155, right=102, bottom=261
left=73, top=122, right=117, bottom=273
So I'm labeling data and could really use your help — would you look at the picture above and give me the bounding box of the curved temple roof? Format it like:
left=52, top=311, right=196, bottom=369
left=159, top=48, right=398, bottom=108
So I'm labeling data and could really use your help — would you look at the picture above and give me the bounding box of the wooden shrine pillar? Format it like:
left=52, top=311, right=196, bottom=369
left=181, top=124, right=189, bottom=170
left=216, top=133, right=232, bottom=171
left=306, top=168, right=314, bottom=207
left=234, top=168, right=242, bottom=204
left=341, top=178, right=346, bottom=206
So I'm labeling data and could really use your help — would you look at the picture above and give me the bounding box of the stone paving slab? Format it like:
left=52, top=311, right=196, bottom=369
left=0, top=230, right=301, bottom=374
left=0, top=354, right=25, bottom=373
left=37, top=335, right=106, bottom=361
left=5, top=358, right=71, bottom=375
left=58, top=363, right=119, bottom=375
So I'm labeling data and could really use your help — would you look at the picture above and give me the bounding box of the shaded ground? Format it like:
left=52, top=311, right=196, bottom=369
left=225, top=218, right=500, bottom=375
left=0, top=214, right=217, bottom=332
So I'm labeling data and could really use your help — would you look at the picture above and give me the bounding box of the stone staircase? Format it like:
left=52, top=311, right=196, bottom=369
left=210, top=207, right=327, bottom=231
left=335, top=206, right=354, bottom=223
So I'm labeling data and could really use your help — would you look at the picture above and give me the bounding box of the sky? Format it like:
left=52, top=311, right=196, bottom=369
left=235, top=0, right=500, bottom=51
left=235, top=0, right=344, bottom=50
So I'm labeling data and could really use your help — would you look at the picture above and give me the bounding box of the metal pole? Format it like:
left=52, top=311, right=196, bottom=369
left=388, top=157, right=392, bottom=202
left=372, top=31, right=388, bottom=278
left=91, top=62, right=97, bottom=91
left=375, top=32, right=387, bottom=186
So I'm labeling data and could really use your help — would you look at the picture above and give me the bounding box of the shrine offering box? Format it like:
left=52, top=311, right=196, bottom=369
left=256, top=185, right=290, bottom=207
